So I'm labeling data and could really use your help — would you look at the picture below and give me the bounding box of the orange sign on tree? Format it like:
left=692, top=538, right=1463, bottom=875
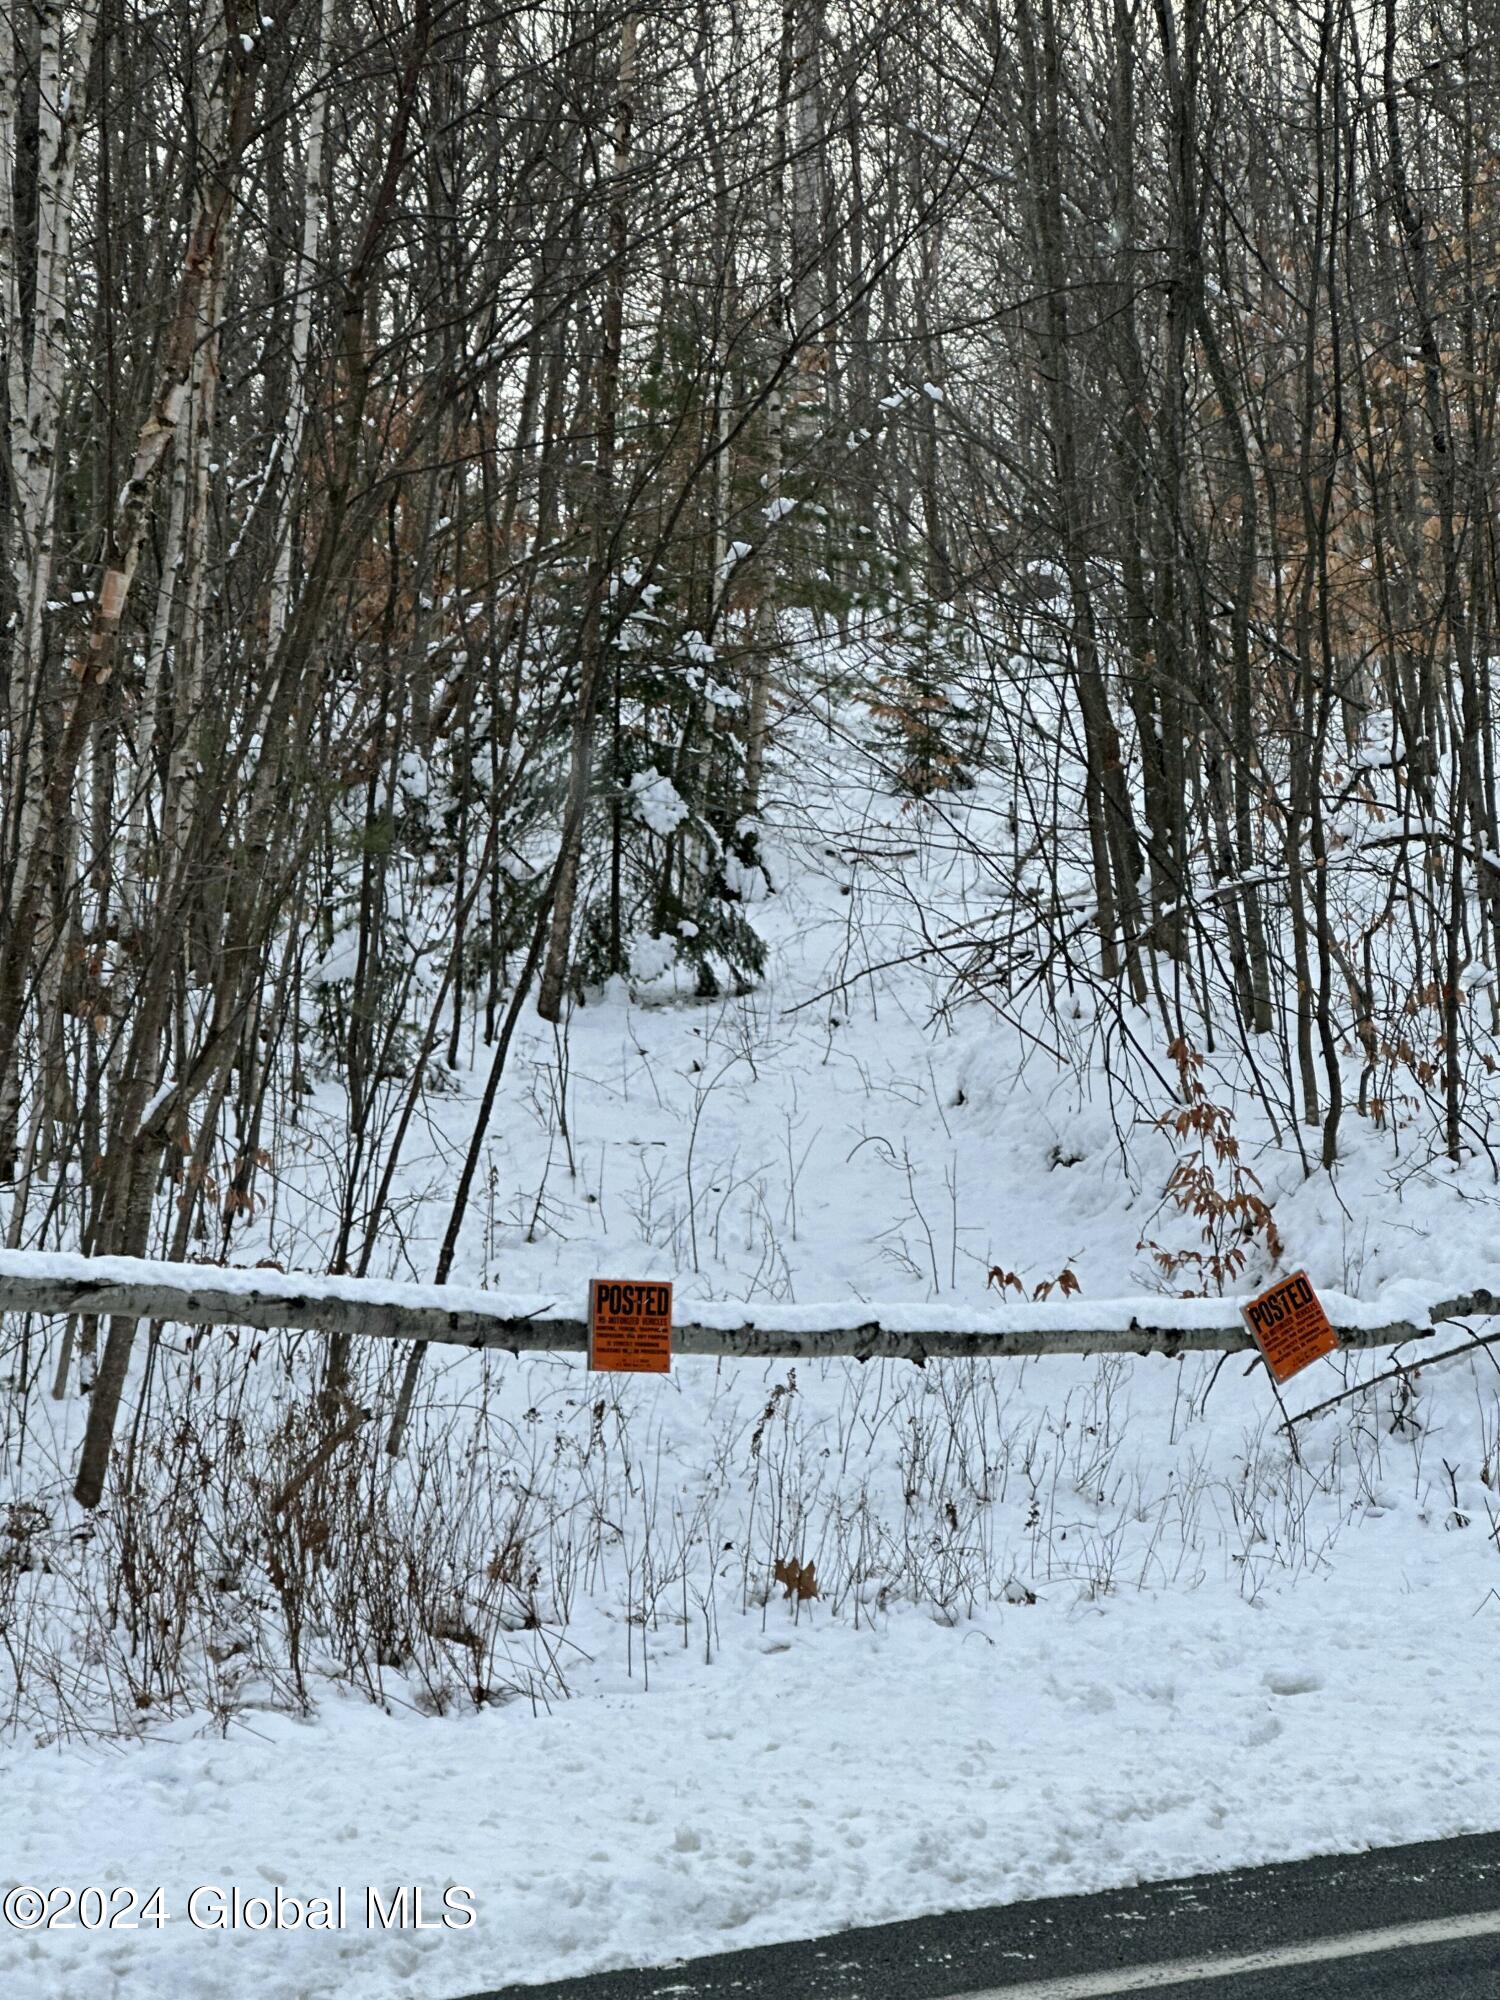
left=588, top=1279, right=673, bottom=1373
left=1240, top=1270, right=1338, bottom=1383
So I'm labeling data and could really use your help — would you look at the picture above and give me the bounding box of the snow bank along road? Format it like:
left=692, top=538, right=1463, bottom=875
left=465, top=1830, right=1500, bottom=2000
left=7, top=1525, right=1500, bottom=2000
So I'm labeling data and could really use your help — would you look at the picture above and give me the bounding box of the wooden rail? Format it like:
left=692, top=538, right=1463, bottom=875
left=0, top=1250, right=1492, bottom=1363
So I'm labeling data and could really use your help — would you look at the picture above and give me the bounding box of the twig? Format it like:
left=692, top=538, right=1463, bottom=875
left=1283, top=1327, right=1500, bottom=1431
left=271, top=1394, right=370, bottom=1516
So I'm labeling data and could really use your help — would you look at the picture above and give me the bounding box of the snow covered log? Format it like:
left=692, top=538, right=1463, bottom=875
left=0, top=1249, right=1488, bottom=1362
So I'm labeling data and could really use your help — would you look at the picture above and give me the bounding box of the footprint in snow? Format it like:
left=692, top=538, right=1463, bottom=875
left=1263, top=1667, right=1324, bottom=1696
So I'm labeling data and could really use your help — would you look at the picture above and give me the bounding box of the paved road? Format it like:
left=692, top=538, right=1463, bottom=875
left=461, top=1829, right=1500, bottom=2000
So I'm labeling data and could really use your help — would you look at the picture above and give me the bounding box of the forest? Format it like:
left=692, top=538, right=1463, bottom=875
left=4, top=0, right=1500, bottom=1764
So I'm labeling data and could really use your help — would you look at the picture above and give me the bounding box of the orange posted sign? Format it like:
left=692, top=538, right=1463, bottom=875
left=588, top=1279, right=673, bottom=1373
left=1241, top=1270, right=1338, bottom=1383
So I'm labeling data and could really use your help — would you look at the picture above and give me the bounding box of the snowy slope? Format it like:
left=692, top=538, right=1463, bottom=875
left=4, top=705, right=1500, bottom=1999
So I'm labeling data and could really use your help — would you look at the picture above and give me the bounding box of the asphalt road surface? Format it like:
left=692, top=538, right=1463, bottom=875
left=462, top=1829, right=1500, bottom=2000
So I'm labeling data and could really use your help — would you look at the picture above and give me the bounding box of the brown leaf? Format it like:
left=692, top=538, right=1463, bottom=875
left=774, top=1557, right=817, bottom=1601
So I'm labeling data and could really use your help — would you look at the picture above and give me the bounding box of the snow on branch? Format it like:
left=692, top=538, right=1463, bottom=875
left=0, top=1251, right=1485, bottom=1362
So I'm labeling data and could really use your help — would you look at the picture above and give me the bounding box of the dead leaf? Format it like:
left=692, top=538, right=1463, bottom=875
left=774, top=1557, right=817, bottom=1601
left=986, top=1266, right=1023, bottom=1296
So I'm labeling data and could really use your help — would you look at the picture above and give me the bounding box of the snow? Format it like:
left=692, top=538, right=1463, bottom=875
left=626, top=932, right=676, bottom=983
left=7, top=686, right=1500, bottom=1998
left=698, top=675, right=742, bottom=710
left=0, top=1243, right=1456, bottom=1341
left=626, top=769, right=688, bottom=837
left=309, top=933, right=363, bottom=988
left=5, top=1534, right=1498, bottom=2000
left=136, top=1082, right=177, bottom=1132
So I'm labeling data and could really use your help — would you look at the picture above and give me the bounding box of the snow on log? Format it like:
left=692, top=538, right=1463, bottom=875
left=0, top=1249, right=1490, bottom=1361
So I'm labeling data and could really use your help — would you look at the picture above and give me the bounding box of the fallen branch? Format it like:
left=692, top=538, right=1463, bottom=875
left=0, top=1248, right=1478, bottom=1363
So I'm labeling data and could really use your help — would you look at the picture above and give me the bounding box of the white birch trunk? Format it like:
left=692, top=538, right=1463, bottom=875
left=267, top=0, right=334, bottom=655
left=0, top=2, right=97, bottom=1182
left=788, top=0, right=825, bottom=436
left=0, top=1247, right=1466, bottom=1369
left=5, top=0, right=98, bottom=738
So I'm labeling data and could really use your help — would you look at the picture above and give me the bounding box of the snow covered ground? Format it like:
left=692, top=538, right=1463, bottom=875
left=6, top=704, right=1500, bottom=1997
left=5, top=1517, right=1499, bottom=2000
